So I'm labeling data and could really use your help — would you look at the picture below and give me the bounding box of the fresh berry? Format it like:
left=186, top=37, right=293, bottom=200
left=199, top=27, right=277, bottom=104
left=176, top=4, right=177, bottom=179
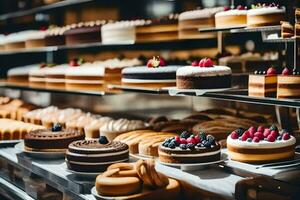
left=40, top=63, right=47, bottom=68
left=162, top=141, right=169, bottom=147
left=187, top=137, right=196, bottom=145
left=159, top=57, right=166, bottom=66
left=247, top=138, right=252, bottom=142
left=198, top=58, right=205, bottom=67
left=187, top=143, right=195, bottom=150
left=270, top=130, right=278, bottom=138
left=267, top=67, right=276, bottom=76
left=99, top=136, right=109, bottom=144
left=282, top=67, right=290, bottom=75
left=236, top=128, right=245, bottom=136
left=241, top=133, right=249, bottom=141
left=243, top=130, right=250, bottom=138
left=147, top=60, right=153, bottom=68
left=207, top=135, right=215, bottom=143
left=231, top=131, right=239, bottom=139
left=180, top=138, right=187, bottom=144
left=263, top=128, right=271, bottom=137
left=203, top=141, right=212, bottom=148
left=277, top=136, right=282, bottom=140
left=172, top=139, right=180, bottom=147
left=282, top=133, right=290, bottom=140
left=248, top=126, right=256, bottom=135
left=279, top=129, right=289, bottom=135
left=180, top=131, right=192, bottom=139
left=254, top=132, right=264, bottom=140
left=203, top=58, right=214, bottom=67
left=237, top=5, right=245, bottom=10
left=257, top=125, right=265, bottom=133
left=179, top=144, right=187, bottom=150
left=174, top=136, right=181, bottom=143
left=269, top=124, right=278, bottom=131
left=253, top=137, right=260, bottom=143
left=168, top=141, right=176, bottom=149
left=267, top=134, right=276, bottom=142
left=199, top=132, right=206, bottom=141
left=191, top=60, right=198, bottom=67
left=52, top=123, right=62, bottom=132
left=194, top=135, right=201, bottom=143
left=69, top=59, right=79, bottom=67
left=224, top=6, right=230, bottom=11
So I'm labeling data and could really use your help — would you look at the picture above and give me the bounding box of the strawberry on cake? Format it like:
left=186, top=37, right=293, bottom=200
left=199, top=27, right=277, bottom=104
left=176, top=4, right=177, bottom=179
left=227, top=124, right=296, bottom=163
left=176, top=58, right=231, bottom=89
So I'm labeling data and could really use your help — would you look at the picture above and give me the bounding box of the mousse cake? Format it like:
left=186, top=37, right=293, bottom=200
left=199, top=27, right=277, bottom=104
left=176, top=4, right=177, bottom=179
left=176, top=58, right=231, bottom=89
left=248, top=67, right=277, bottom=97
left=122, top=56, right=181, bottom=88
left=158, top=131, right=221, bottom=164
left=227, top=125, right=296, bottom=163
left=66, top=136, right=129, bottom=172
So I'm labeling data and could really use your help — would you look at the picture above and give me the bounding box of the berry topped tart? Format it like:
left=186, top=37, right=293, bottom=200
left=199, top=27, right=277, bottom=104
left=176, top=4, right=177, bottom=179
left=158, top=131, right=221, bottom=164
left=247, top=3, right=285, bottom=28
left=248, top=66, right=278, bottom=97
left=121, top=56, right=182, bottom=88
left=277, top=67, right=300, bottom=99
left=227, top=124, right=296, bottom=163
left=215, top=5, right=248, bottom=28
left=176, top=58, right=231, bottom=89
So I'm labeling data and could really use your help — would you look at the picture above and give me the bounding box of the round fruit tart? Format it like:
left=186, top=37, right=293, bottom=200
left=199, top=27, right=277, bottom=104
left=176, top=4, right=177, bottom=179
left=227, top=124, right=296, bottom=163
left=158, top=131, right=221, bottom=164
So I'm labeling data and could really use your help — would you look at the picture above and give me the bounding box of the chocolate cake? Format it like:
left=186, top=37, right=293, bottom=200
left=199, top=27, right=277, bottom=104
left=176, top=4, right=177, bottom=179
left=24, top=124, right=85, bottom=152
left=227, top=125, right=296, bottom=163
left=64, top=20, right=107, bottom=45
left=176, top=58, right=232, bottom=89
left=66, top=137, right=129, bottom=172
left=158, top=131, right=221, bottom=164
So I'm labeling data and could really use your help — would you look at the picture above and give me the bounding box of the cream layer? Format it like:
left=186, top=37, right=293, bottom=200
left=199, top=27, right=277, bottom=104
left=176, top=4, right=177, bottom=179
left=158, top=149, right=220, bottom=157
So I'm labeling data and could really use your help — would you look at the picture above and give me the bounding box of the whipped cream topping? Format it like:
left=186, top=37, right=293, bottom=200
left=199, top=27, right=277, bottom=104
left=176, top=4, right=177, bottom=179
left=100, top=118, right=147, bottom=134
left=179, top=7, right=224, bottom=21
left=176, top=65, right=232, bottom=77
left=247, top=6, right=285, bottom=16
left=227, top=135, right=296, bottom=149
left=45, top=64, right=70, bottom=75
left=8, top=64, right=39, bottom=76
left=215, top=9, right=248, bottom=17
left=65, top=65, right=105, bottom=77
left=101, top=20, right=151, bottom=31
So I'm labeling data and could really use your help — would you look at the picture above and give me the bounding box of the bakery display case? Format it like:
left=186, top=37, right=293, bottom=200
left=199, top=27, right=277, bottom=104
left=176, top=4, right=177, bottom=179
left=0, top=0, right=300, bottom=200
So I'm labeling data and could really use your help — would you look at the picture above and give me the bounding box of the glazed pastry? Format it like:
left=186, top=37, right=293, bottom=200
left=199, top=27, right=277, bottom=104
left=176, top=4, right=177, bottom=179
left=24, top=124, right=85, bottom=152
left=100, top=118, right=147, bottom=141
left=227, top=125, right=296, bottom=163
left=176, top=58, right=232, bottom=89
left=66, top=137, right=129, bottom=172
left=158, top=131, right=221, bottom=164
left=84, top=117, right=113, bottom=138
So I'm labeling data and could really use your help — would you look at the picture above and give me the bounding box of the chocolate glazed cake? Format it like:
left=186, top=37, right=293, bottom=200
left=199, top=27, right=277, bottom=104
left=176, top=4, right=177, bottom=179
left=24, top=124, right=85, bottom=152
left=66, top=136, right=129, bottom=172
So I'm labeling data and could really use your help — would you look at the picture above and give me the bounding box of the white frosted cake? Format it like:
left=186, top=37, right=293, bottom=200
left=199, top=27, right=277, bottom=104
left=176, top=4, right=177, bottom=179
left=45, top=64, right=69, bottom=89
left=7, top=64, right=39, bottom=85
left=25, top=30, right=47, bottom=48
left=29, top=65, right=55, bottom=88
left=101, top=20, right=151, bottom=44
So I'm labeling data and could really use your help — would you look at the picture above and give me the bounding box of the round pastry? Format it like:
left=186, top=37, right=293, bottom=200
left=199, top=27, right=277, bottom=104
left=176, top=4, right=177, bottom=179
left=122, top=56, right=182, bottom=88
left=215, top=7, right=247, bottom=28
left=66, top=136, right=129, bottom=172
left=176, top=58, right=232, bottom=89
left=100, top=118, right=147, bottom=141
left=158, top=131, right=221, bottom=164
left=24, top=123, right=85, bottom=152
left=247, top=4, right=285, bottom=28
left=227, top=125, right=296, bottom=163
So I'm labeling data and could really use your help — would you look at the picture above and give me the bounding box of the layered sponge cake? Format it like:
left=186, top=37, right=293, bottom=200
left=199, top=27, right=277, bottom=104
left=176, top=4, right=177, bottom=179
left=215, top=6, right=247, bottom=28
left=227, top=125, right=296, bottom=163
left=277, top=67, right=300, bottom=99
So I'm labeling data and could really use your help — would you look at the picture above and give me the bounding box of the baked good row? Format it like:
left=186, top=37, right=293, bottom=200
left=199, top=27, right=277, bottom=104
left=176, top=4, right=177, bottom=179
left=248, top=66, right=300, bottom=99
left=0, top=3, right=286, bottom=51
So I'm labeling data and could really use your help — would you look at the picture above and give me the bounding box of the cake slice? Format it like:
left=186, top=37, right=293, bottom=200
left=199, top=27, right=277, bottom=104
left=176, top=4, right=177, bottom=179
left=281, top=21, right=294, bottom=38
left=248, top=67, right=277, bottom=97
left=277, top=67, right=300, bottom=98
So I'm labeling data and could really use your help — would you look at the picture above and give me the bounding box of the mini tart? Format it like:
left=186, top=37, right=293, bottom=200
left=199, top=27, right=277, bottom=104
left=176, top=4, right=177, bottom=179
left=215, top=9, right=247, bottom=28
left=122, top=66, right=181, bottom=88
left=24, top=128, right=85, bottom=152
left=277, top=75, right=300, bottom=98
left=158, top=143, right=221, bottom=164
left=176, top=65, right=232, bottom=89
left=248, top=74, right=277, bottom=97
left=227, top=135, right=296, bottom=163
left=66, top=140, right=129, bottom=172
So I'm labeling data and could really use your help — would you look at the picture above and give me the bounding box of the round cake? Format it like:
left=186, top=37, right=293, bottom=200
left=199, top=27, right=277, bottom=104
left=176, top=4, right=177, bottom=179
left=215, top=6, right=247, bottom=28
left=158, top=131, right=221, bottom=164
left=24, top=124, right=85, bottom=152
left=66, top=137, right=129, bottom=172
left=176, top=58, right=232, bottom=89
left=227, top=125, right=296, bottom=163
left=122, top=56, right=181, bottom=88
left=247, top=4, right=285, bottom=28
